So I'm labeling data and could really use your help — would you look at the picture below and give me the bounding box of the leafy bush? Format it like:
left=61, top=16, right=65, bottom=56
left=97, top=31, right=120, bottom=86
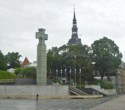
left=93, top=79, right=113, bottom=89
left=15, top=68, right=23, bottom=75
left=0, top=70, right=16, bottom=79
left=15, top=67, right=36, bottom=78
left=100, top=82, right=113, bottom=89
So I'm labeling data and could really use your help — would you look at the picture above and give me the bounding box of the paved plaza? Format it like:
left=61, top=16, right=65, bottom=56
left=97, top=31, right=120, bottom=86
left=90, top=95, right=125, bottom=110
left=0, top=95, right=122, bottom=110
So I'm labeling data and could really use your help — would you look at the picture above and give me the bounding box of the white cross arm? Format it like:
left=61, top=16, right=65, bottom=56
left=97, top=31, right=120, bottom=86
left=36, top=28, right=48, bottom=40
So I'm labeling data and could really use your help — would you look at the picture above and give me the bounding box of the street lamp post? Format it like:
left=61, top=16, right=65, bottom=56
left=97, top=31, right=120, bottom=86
left=65, top=68, right=67, bottom=78
left=91, top=62, right=96, bottom=76
left=60, top=68, right=62, bottom=84
left=65, top=68, right=67, bottom=85
left=91, top=62, right=96, bottom=85
left=56, top=69, right=58, bottom=83
left=74, top=68, right=76, bottom=87
left=69, top=68, right=71, bottom=86
left=74, top=55, right=77, bottom=87
left=79, top=68, right=81, bottom=88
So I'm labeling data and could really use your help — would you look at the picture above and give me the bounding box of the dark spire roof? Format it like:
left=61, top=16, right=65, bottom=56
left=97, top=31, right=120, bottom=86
left=73, top=8, right=76, bottom=24
left=67, top=8, right=82, bottom=45
left=72, top=8, right=78, bottom=34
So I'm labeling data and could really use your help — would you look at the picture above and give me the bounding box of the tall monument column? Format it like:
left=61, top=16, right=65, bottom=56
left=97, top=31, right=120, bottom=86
left=36, top=28, right=48, bottom=85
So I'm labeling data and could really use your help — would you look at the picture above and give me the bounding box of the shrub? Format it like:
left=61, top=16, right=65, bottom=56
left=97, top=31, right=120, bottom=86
left=93, top=79, right=114, bottom=89
left=15, top=67, right=36, bottom=78
left=100, top=82, right=113, bottom=89
left=15, top=68, right=23, bottom=75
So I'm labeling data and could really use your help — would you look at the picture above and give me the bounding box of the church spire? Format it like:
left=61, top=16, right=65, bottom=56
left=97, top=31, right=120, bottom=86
left=72, top=8, right=78, bottom=38
left=67, top=8, right=82, bottom=45
left=73, top=8, right=76, bottom=24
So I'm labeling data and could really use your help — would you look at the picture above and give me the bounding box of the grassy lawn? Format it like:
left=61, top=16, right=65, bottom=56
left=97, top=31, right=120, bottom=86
left=0, top=79, right=15, bottom=82
left=0, top=70, right=16, bottom=83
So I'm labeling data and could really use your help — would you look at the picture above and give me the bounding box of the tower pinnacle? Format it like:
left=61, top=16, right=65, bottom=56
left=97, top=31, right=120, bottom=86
left=73, top=8, right=76, bottom=24
left=67, top=8, right=82, bottom=45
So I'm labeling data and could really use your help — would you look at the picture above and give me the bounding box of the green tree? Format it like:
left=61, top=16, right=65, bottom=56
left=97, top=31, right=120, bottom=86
left=47, top=45, right=94, bottom=84
left=63, top=45, right=94, bottom=84
left=0, top=50, right=6, bottom=70
left=5, top=52, right=21, bottom=68
left=47, top=47, right=59, bottom=71
left=91, top=37, right=122, bottom=81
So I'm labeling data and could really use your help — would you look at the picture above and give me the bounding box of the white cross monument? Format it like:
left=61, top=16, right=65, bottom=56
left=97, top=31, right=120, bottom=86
left=36, top=28, right=48, bottom=85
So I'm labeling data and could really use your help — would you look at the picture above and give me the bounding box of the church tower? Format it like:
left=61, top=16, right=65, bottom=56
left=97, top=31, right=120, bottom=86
left=67, top=9, right=82, bottom=45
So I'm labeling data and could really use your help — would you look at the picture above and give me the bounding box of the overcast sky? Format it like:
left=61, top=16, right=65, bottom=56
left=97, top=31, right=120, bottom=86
left=0, top=0, right=125, bottom=62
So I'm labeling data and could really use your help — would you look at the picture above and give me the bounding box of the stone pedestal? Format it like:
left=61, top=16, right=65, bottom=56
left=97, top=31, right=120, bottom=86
left=36, top=28, right=48, bottom=85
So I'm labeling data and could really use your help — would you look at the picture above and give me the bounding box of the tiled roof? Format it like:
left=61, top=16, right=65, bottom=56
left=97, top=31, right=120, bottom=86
left=22, top=57, right=30, bottom=66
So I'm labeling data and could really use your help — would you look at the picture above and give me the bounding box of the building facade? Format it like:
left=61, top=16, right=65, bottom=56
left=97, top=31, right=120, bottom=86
left=117, top=62, right=125, bottom=93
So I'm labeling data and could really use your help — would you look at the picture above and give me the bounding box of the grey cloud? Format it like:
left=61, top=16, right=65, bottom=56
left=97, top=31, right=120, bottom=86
left=0, top=0, right=124, bottom=62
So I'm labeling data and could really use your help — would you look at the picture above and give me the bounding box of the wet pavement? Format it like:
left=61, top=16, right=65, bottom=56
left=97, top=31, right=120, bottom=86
left=90, top=95, right=125, bottom=110
left=0, top=95, right=121, bottom=110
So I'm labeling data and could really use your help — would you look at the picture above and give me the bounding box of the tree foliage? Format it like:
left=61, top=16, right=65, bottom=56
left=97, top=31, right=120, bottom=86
left=91, top=37, right=122, bottom=80
left=47, top=44, right=94, bottom=84
left=5, top=52, right=21, bottom=69
left=15, top=67, right=36, bottom=78
left=0, top=51, right=7, bottom=70
left=47, top=37, right=122, bottom=84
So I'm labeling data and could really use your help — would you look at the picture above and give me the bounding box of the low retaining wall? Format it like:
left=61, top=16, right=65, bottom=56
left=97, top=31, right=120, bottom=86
left=15, top=78, right=36, bottom=85
left=0, top=85, right=69, bottom=98
left=85, top=85, right=116, bottom=95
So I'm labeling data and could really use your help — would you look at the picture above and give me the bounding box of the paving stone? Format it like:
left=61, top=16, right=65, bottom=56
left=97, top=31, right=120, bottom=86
left=89, top=95, right=125, bottom=110
left=0, top=95, right=123, bottom=110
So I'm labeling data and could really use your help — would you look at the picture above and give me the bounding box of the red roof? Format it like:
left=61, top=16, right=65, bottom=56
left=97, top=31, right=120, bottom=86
left=22, top=57, right=30, bottom=66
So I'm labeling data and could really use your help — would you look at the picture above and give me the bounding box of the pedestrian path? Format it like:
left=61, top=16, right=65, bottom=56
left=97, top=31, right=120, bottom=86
left=90, top=95, right=125, bottom=110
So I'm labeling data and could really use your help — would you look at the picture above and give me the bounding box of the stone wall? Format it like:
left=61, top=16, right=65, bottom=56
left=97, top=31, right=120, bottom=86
left=15, top=78, right=36, bottom=85
left=0, top=85, right=69, bottom=98
left=117, top=68, right=125, bottom=93
left=85, top=85, right=116, bottom=95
